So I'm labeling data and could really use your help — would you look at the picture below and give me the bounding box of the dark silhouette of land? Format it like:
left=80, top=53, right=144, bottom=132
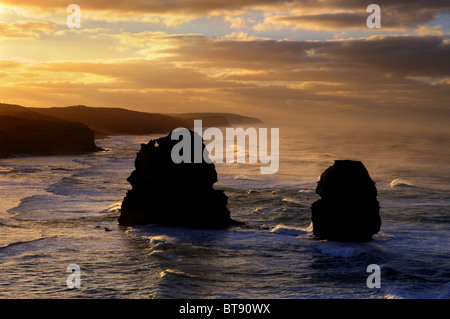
left=0, top=103, right=263, bottom=158
left=172, top=112, right=263, bottom=127
left=0, top=114, right=101, bottom=158
left=119, top=130, right=243, bottom=228
left=311, top=160, right=381, bottom=242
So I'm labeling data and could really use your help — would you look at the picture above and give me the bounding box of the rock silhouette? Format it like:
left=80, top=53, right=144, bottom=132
left=0, top=103, right=262, bottom=158
left=311, top=160, right=381, bottom=242
left=1, top=103, right=263, bottom=138
left=0, top=115, right=101, bottom=158
left=119, top=130, right=240, bottom=228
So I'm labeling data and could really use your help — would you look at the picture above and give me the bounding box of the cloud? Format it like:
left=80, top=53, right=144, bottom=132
left=221, top=32, right=270, bottom=41
left=3, top=0, right=448, bottom=29
left=224, top=16, right=247, bottom=29
left=264, top=11, right=422, bottom=31
left=31, top=58, right=224, bottom=89
left=322, top=35, right=450, bottom=77
left=0, top=59, right=23, bottom=68
left=0, top=21, right=54, bottom=39
left=2, top=31, right=448, bottom=128
left=268, top=13, right=370, bottom=31
left=2, top=0, right=450, bottom=130
left=255, top=3, right=447, bottom=32
left=53, top=27, right=110, bottom=37
left=0, top=0, right=280, bottom=14
left=135, top=32, right=449, bottom=78
left=415, top=25, right=444, bottom=36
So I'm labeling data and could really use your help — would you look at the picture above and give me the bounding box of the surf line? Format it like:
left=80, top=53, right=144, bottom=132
left=170, top=120, right=279, bottom=174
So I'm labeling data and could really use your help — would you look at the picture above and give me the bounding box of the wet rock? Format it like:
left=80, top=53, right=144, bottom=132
left=311, top=160, right=381, bottom=242
left=119, top=130, right=241, bottom=228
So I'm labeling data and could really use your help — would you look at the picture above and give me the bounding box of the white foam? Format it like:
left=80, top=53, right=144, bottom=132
left=384, top=287, right=415, bottom=299
left=281, top=197, right=303, bottom=205
left=149, top=250, right=177, bottom=259
left=270, top=224, right=312, bottom=237
left=385, top=283, right=450, bottom=299
left=313, top=241, right=364, bottom=258
left=160, top=268, right=196, bottom=278
left=8, top=194, right=110, bottom=219
left=148, top=235, right=177, bottom=246
left=384, top=293, right=404, bottom=299
left=298, top=189, right=313, bottom=193
left=102, top=202, right=122, bottom=214
left=390, top=179, right=415, bottom=188
left=320, top=153, right=335, bottom=157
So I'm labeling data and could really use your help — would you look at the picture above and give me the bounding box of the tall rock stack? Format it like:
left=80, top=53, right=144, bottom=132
left=311, top=160, right=381, bottom=242
left=119, top=130, right=238, bottom=229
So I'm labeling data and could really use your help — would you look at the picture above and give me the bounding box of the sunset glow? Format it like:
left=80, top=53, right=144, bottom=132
left=0, top=1, right=449, bottom=129
left=1, top=1, right=450, bottom=302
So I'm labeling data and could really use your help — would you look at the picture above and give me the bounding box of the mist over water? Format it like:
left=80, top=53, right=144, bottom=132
left=0, top=126, right=449, bottom=299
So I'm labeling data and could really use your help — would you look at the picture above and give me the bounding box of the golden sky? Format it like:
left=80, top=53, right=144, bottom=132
left=0, top=0, right=449, bottom=129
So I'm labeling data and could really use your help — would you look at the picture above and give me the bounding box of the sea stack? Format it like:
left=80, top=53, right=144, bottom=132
left=311, top=160, right=381, bottom=242
left=119, top=130, right=239, bottom=228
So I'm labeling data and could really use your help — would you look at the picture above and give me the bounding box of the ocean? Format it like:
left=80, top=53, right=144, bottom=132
left=0, top=126, right=449, bottom=299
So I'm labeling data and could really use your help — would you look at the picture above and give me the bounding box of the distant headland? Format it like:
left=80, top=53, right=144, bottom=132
left=0, top=103, right=263, bottom=158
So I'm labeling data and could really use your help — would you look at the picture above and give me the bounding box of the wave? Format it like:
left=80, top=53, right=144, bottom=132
left=281, top=197, right=305, bottom=205
left=100, top=202, right=122, bottom=215
left=149, top=250, right=178, bottom=259
left=438, top=282, right=450, bottom=299
left=8, top=193, right=116, bottom=220
left=380, top=265, right=450, bottom=299
left=0, top=166, right=13, bottom=174
left=384, top=292, right=404, bottom=299
left=320, top=153, right=336, bottom=157
left=270, top=224, right=312, bottom=237
left=0, top=237, right=47, bottom=251
left=312, top=241, right=367, bottom=258
left=383, top=286, right=439, bottom=299
left=148, top=235, right=178, bottom=249
left=7, top=194, right=51, bottom=213
left=160, top=268, right=197, bottom=279
left=233, top=175, right=257, bottom=181
left=0, top=236, right=59, bottom=258
left=389, top=179, right=418, bottom=189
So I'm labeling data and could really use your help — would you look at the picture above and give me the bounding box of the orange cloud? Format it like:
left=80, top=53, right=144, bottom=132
left=1, top=31, right=448, bottom=129
left=0, top=21, right=54, bottom=38
left=2, top=0, right=448, bottom=30
left=0, top=59, right=22, bottom=68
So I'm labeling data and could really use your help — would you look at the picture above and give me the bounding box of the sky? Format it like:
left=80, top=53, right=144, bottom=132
left=0, top=0, right=449, bottom=129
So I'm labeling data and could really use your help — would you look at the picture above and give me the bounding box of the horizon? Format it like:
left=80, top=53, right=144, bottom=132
left=3, top=102, right=448, bottom=134
left=0, top=1, right=449, bottom=131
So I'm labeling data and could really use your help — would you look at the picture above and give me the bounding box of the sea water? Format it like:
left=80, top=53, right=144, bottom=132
left=0, top=126, right=449, bottom=299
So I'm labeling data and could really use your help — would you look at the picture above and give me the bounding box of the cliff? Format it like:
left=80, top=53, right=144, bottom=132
left=0, top=115, right=101, bottom=158
left=0, top=103, right=263, bottom=158
left=0, top=104, right=264, bottom=139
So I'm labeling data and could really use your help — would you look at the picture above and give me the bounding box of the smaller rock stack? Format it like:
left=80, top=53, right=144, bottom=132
left=311, top=160, right=381, bottom=242
left=119, top=130, right=239, bottom=229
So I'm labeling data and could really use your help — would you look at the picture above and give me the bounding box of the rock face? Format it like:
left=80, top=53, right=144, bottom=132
left=0, top=115, right=101, bottom=158
left=119, top=130, right=239, bottom=228
left=1, top=103, right=263, bottom=138
left=311, top=160, right=381, bottom=242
